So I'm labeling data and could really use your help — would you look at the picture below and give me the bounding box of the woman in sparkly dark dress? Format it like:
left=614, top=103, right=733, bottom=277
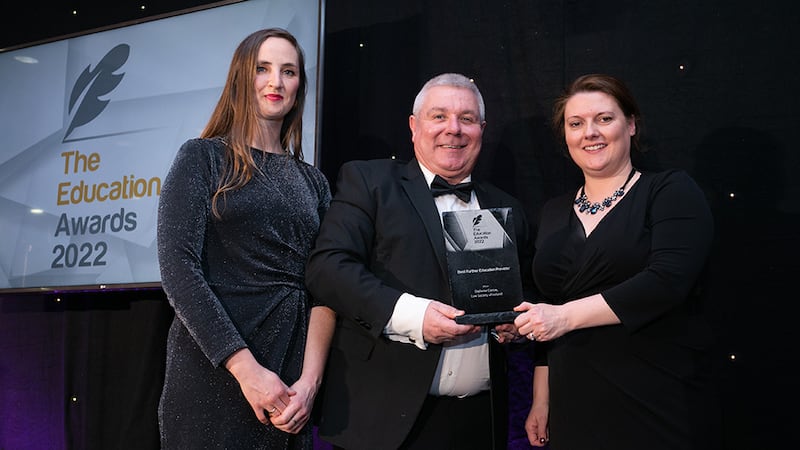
left=513, top=74, right=722, bottom=449
left=157, top=28, right=335, bottom=449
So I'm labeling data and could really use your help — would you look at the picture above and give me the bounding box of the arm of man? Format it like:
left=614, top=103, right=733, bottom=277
left=305, top=162, right=402, bottom=338
left=306, top=161, right=478, bottom=344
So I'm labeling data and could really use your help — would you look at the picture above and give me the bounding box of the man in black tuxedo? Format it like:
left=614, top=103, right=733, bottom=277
left=306, top=73, right=533, bottom=450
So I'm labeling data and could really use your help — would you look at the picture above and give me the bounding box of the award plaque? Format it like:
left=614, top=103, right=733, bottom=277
left=442, top=207, right=523, bottom=325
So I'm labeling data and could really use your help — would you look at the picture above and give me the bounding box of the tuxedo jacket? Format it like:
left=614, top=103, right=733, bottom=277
left=306, top=158, right=533, bottom=450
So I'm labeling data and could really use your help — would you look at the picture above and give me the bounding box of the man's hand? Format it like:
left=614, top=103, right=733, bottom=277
left=422, top=301, right=481, bottom=344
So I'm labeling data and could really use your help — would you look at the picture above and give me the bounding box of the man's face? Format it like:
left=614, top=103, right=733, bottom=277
left=409, top=85, right=485, bottom=183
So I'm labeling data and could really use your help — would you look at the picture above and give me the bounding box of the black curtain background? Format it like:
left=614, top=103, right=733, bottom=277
left=1, top=0, right=797, bottom=448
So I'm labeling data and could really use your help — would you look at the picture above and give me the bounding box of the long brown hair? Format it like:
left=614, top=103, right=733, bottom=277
left=202, top=28, right=307, bottom=217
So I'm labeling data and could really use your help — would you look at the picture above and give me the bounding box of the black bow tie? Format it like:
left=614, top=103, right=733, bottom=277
left=430, top=175, right=474, bottom=203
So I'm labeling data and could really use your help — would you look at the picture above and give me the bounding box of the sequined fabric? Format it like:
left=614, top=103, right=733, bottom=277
left=157, top=137, right=330, bottom=449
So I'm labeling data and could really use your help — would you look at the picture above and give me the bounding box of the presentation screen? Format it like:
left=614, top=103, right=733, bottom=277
left=0, top=0, right=322, bottom=293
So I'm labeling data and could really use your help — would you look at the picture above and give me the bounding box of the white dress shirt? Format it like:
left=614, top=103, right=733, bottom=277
left=383, top=163, right=490, bottom=397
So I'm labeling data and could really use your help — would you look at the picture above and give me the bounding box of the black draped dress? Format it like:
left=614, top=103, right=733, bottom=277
left=533, top=170, right=722, bottom=450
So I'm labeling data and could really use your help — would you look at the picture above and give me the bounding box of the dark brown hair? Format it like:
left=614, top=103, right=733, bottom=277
left=552, top=73, right=642, bottom=154
left=201, top=28, right=307, bottom=217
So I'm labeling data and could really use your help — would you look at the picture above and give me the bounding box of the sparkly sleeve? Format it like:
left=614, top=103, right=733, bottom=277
left=157, top=138, right=247, bottom=367
left=305, top=163, right=332, bottom=308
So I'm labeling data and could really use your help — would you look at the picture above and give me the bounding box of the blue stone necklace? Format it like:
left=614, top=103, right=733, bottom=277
left=575, top=168, right=637, bottom=215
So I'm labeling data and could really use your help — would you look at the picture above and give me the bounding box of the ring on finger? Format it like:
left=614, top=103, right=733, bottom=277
left=528, top=332, right=535, bottom=341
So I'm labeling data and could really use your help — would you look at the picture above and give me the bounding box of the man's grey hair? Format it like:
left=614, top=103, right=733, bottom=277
left=411, top=73, right=485, bottom=121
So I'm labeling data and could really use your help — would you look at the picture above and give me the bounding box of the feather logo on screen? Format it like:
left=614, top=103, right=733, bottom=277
left=64, top=44, right=130, bottom=141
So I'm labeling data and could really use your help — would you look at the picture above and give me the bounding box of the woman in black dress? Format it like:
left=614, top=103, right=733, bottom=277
left=157, top=28, right=335, bottom=449
left=514, top=74, right=722, bottom=449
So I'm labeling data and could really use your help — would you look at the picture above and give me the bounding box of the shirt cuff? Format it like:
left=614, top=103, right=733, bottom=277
left=384, top=293, right=430, bottom=350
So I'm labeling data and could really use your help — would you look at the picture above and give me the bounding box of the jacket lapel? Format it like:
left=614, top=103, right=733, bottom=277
left=400, top=159, right=450, bottom=282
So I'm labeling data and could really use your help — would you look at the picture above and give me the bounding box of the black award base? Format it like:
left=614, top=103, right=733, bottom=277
left=455, top=310, right=521, bottom=325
